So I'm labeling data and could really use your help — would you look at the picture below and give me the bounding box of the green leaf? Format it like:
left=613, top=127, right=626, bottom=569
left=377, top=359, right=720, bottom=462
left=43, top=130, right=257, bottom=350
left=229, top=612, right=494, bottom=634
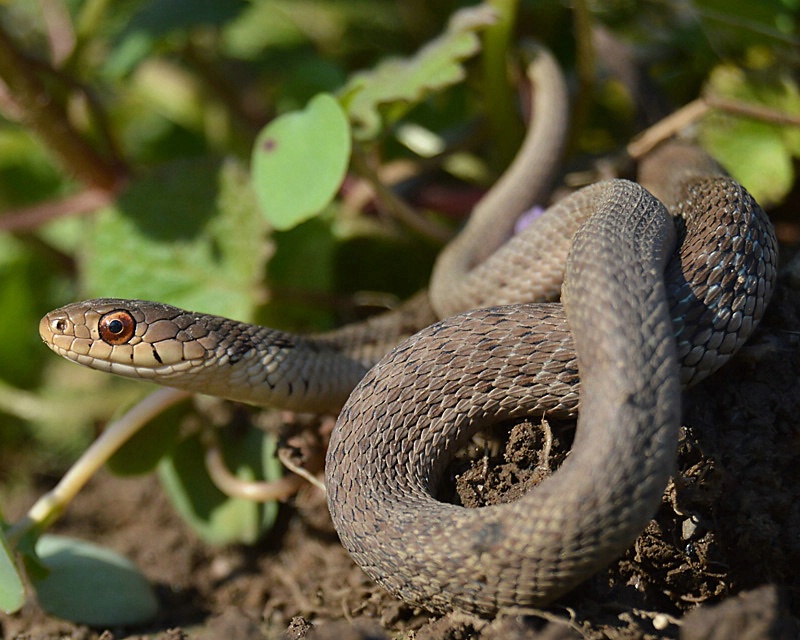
left=339, top=4, right=496, bottom=139
left=126, top=0, right=247, bottom=36
left=106, top=397, right=190, bottom=476
left=106, top=0, right=248, bottom=77
left=252, top=93, right=351, bottom=231
left=700, top=64, right=800, bottom=206
left=221, top=1, right=309, bottom=57
left=257, top=214, right=438, bottom=332
left=0, top=529, right=25, bottom=614
left=157, top=426, right=281, bottom=545
left=32, top=534, right=158, bottom=626
left=260, top=216, right=339, bottom=331
left=0, top=236, right=51, bottom=387
left=701, top=119, right=793, bottom=207
left=692, top=0, right=797, bottom=55
left=83, top=157, right=267, bottom=321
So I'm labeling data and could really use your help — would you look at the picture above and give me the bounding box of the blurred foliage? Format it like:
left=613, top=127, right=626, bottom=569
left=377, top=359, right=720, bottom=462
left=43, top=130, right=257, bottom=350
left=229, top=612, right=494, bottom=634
left=0, top=0, right=796, bottom=623
left=157, top=424, right=282, bottom=545
left=0, top=0, right=797, bottom=500
left=0, top=528, right=24, bottom=614
left=84, top=157, right=267, bottom=319
left=32, top=533, right=158, bottom=625
left=700, top=63, right=800, bottom=207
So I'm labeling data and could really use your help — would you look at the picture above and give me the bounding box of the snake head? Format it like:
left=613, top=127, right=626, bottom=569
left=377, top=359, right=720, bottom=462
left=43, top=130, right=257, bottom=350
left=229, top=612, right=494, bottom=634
left=39, top=298, right=208, bottom=378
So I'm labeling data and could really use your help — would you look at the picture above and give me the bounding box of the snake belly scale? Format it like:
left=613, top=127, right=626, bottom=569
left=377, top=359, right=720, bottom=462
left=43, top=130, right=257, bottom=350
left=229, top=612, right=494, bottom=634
left=38, top=47, right=778, bottom=614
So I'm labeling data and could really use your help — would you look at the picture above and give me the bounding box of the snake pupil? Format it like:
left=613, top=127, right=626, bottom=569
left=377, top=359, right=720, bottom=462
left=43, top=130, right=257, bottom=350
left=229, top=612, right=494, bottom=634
left=99, top=310, right=136, bottom=345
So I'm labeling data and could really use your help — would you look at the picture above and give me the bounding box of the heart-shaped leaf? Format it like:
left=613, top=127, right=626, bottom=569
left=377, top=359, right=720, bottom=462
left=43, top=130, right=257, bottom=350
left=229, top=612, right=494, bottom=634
left=251, top=93, right=351, bottom=231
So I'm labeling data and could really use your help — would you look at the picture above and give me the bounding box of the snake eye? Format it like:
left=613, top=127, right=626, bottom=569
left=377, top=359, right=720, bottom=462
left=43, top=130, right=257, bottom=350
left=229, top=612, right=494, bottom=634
left=98, top=310, right=136, bottom=345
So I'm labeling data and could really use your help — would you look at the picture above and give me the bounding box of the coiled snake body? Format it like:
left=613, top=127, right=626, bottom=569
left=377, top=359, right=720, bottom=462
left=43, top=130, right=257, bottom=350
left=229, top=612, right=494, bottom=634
left=40, top=48, right=777, bottom=614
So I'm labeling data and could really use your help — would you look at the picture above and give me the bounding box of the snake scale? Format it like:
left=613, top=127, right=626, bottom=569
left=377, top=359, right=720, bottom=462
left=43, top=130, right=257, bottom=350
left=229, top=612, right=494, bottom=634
left=39, top=46, right=778, bottom=614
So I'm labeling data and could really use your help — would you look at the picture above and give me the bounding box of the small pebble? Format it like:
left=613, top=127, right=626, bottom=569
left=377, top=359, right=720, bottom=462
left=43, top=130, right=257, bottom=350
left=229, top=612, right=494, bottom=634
left=682, top=515, right=700, bottom=540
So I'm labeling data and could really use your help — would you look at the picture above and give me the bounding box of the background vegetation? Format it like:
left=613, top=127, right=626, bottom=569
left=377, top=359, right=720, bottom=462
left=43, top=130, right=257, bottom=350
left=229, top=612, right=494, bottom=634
left=0, top=0, right=797, bottom=626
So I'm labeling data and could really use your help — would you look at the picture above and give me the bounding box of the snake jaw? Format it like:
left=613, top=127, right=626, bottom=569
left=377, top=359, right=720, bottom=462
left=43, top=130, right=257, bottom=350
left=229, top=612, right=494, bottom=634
left=38, top=298, right=369, bottom=412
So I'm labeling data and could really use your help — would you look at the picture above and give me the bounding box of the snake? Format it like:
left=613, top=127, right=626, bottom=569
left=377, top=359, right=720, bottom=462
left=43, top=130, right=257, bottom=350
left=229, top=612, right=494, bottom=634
left=39, top=46, right=778, bottom=614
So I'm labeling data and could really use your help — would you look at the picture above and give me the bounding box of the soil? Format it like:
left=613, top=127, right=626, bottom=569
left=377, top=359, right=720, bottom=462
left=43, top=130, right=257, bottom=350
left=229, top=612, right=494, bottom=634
left=4, top=276, right=800, bottom=640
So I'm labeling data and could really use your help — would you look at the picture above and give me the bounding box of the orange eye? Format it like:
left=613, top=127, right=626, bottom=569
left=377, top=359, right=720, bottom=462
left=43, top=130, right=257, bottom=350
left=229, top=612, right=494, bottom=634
left=98, top=310, right=136, bottom=345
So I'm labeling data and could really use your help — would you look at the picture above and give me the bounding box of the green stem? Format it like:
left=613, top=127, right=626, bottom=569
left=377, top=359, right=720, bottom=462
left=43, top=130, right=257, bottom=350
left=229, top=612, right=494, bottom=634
left=570, top=0, right=595, bottom=150
left=481, top=0, right=523, bottom=172
left=6, top=388, right=190, bottom=546
left=73, top=0, right=113, bottom=46
left=351, top=144, right=451, bottom=243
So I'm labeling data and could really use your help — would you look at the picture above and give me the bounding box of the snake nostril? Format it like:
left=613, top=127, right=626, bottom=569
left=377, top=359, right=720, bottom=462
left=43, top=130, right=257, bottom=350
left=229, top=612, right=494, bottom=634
left=54, top=318, right=68, bottom=333
left=99, top=310, right=136, bottom=345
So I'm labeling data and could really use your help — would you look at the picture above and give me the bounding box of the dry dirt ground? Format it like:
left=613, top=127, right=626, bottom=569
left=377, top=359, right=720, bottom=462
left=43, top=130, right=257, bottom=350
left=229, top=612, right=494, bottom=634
left=4, top=258, right=800, bottom=640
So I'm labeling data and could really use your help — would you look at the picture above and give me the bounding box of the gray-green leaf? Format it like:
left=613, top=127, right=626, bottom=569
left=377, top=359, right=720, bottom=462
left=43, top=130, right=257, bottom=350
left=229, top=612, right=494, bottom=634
left=0, top=529, right=25, bottom=614
left=33, top=534, right=158, bottom=625
left=158, top=426, right=281, bottom=545
left=339, top=4, right=496, bottom=139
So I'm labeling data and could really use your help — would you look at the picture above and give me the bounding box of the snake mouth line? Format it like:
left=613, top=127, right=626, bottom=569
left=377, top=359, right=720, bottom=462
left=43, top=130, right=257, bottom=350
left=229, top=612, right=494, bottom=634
left=43, top=341, right=198, bottom=381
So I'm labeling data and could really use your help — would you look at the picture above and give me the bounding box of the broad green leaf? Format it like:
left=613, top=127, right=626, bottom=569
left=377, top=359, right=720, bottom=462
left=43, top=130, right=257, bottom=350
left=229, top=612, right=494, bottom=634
left=222, top=0, right=404, bottom=60
left=339, top=4, right=496, bottom=139
left=700, top=64, right=800, bottom=206
left=252, top=93, right=350, bottom=230
left=0, top=130, right=65, bottom=207
left=0, top=129, right=52, bottom=169
left=259, top=216, right=339, bottom=331
left=333, top=230, right=438, bottom=298
left=274, top=58, right=348, bottom=114
left=125, top=0, right=247, bottom=36
left=0, top=529, right=25, bottom=614
left=106, top=397, right=190, bottom=476
left=106, top=0, right=248, bottom=77
left=693, top=0, right=797, bottom=54
left=257, top=214, right=438, bottom=333
left=18, top=526, right=49, bottom=582
left=158, top=426, right=281, bottom=545
left=0, top=236, right=51, bottom=387
left=82, top=157, right=267, bottom=321
left=221, top=1, right=308, bottom=57
left=33, top=534, right=158, bottom=625
left=701, top=119, right=793, bottom=207
left=132, top=60, right=205, bottom=132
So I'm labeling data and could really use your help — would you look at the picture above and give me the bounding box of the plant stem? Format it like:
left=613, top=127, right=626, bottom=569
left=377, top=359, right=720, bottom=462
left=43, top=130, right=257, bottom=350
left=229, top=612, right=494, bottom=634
left=203, top=428, right=305, bottom=501
left=570, top=0, right=595, bottom=151
left=627, top=93, right=800, bottom=160
left=351, top=145, right=452, bottom=243
left=704, top=94, right=800, bottom=127
left=7, top=388, right=190, bottom=545
left=481, top=0, right=522, bottom=171
left=0, top=187, right=112, bottom=231
left=0, top=24, right=124, bottom=192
